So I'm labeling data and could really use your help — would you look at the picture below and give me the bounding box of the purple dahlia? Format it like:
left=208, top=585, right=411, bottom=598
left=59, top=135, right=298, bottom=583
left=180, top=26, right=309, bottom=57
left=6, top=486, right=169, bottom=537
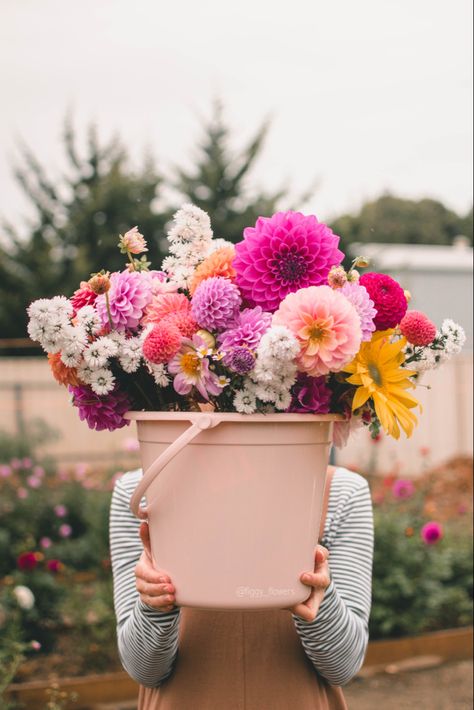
left=233, top=211, right=344, bottom=313
left=191, top=276, right=242, bottom=332
left=340, top=281, right=377, bottom=341
left=69, top=385, right=131, bottom=431
left=218, top=306, right=271, bottom=362
left=287, top=374, right=332, bottom=414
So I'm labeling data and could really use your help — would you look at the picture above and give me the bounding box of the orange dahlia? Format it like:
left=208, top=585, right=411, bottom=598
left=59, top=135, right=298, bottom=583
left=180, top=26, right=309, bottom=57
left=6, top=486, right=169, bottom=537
left=189, top=245, right=236, bottom=295
left=48, top=352, right=82, bottom=387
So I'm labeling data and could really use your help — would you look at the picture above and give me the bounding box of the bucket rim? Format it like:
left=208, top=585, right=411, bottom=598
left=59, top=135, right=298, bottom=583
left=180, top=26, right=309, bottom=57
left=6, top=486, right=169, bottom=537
left=124, top=410, right=346, bottom=423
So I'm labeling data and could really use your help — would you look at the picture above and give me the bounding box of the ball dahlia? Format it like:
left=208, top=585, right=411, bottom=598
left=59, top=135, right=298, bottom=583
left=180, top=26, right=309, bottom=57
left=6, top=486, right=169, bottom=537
left=191, top=277, right=242, bottom=332
left=340, top=282, right=377, bottom=341
left=142, top=321, right=182, bottom=364
left=272, top=285, right=362, bottom=376
left=142, top=292, right=191, bottom=325
left=218, top=306, right=271, bottom=360
left=233, top=211, right=344, bottom=313
left=96, top=270, right=152, bottom=332
left=400, top=311, right=436, bottom=346
left=359, top=272, right=407, bottom=331
left=189, top=245, right=237, bottom=295
left=163, top=311, right=199, bottom=339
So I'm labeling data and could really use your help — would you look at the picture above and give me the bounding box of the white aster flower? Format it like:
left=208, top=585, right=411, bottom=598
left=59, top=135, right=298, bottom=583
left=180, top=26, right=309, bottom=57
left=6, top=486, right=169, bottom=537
left=61, top=324, right=88, bottom=354
left=60, top=349, right=83, bottom=368
left=27, top=298, right=56, bottom=324
left=234, top=388, right=257, bottom=414
left=89, top=368, right=116, bottom=395
left=83, top=337, right=117, bottom=369
left=77, top=364, right=94, bottom=384
left=258, top=326, right=300, bottom=362
left=148, top=363, right=169, bottom=387
left=441, top=319, right=466, bottom=354
left=76, top=306, right=102, bottom=335
left=119, top=353, right=142, bottom=373
left=274, top=390, right=292, bottom=411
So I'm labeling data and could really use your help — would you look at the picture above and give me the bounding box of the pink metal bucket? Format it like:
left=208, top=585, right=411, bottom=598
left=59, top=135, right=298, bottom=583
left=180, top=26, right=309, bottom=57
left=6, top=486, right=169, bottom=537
left=127, top=411, right=341, bottom=611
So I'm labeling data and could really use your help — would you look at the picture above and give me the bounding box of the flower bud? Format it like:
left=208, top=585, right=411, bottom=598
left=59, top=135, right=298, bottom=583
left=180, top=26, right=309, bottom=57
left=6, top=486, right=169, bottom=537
left=88, top=271, right=111, bottom=295
left=327, top=266, right=348, bottom=289
left=404, top=289, right=412, bottom=303
left=119, top=226, right=148, bottom=255
left=353, top=256, right=370, bottom=268
left=196, top=329, right=216, bottom=349
left=347, top=269, right=360, bottom=282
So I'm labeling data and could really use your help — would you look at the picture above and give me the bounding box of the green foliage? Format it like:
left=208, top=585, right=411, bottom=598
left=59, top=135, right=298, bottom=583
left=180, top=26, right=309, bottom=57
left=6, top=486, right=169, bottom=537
left=370, top=483, right=473, bottom=639
left=330, top=193, right=473, bottom=260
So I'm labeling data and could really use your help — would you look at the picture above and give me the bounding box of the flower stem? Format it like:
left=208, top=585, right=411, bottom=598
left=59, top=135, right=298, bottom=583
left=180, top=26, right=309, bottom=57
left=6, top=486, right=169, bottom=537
left=127, top=251, right=136, bottom=271
left=105, top=292, right=114, bottom=332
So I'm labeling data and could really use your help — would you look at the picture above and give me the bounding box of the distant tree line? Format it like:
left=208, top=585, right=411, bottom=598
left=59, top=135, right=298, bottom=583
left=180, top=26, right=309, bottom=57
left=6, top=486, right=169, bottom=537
left=0, top=104, right=471, bottom=344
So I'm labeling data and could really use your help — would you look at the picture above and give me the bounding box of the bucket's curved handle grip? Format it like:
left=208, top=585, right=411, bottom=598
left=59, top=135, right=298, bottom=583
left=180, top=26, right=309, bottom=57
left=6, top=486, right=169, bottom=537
left=129, top=414, right=219, bottom=518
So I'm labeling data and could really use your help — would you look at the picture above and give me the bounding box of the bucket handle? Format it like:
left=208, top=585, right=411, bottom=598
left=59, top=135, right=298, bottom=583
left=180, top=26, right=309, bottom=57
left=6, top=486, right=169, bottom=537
left=129, top=414, right=220, bottom=517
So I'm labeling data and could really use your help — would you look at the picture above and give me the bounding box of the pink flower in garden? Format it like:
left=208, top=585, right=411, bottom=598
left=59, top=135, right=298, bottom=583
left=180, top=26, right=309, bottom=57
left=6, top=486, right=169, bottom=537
left=191, top=277, right=242, bottom=332
left=70, top=281, right=98, bottom=313
left=10, top=458, right=21, bottom=469
left=75, top=463, right=88, bottom=479
left=0, top=465, right=12, bottom=477
left=218, top=307, right=272, bottom=361
left=30, top=640, right=42, bottom=651
left=22, top=458, right=33, bottom=468
left=69, top=385, right=131, bottom=432
left=27, top=476, right=42, bottom=489
left=233, top=211, right=344, bottom=313
left=392, top=479, right=415, bottom=500
left=142, top=321, right=182, bottom=364
left=359, top=273, right=408, bottom=330
left=142, top=292, right=191, bottom=325
left=163, top=311, right=199, bottom=339
left=287, top=374, right=332, bottom=414
left=400, top=311, right=437, bottom=346
left=421, top=521, right=443, bottom=545
left=17, top=487, right=28, bottom=499
left=54, top=504, right=68, bottom=517
left=40, top=537, right=52, bottom=549
left=273, top=285, right=362, bottom=376
left=46, top=559, right=64, bottom=574
left=120, top=226, right=148, bottom=255
left=33, top=465, right=45, bottom=478
left=17, top=552, right=38, bottom=571
left=96, top=270, right=152, bottom=331
left=59, top=524, right=72, bottom=538
left=168, top=334, right=223, bottom=400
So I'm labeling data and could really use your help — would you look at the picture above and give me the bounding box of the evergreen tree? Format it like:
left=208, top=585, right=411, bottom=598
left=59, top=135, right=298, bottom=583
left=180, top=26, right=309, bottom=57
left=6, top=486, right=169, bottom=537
left=0, top=119, right=167, bottom=343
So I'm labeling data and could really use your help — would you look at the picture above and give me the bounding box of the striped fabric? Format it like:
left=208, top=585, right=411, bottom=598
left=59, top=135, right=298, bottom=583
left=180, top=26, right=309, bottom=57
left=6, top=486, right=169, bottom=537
left=110, top=467, right=373, bottom=688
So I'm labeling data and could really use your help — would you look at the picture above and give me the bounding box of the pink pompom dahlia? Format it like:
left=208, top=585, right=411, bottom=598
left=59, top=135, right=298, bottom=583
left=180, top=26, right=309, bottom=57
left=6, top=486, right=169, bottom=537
left=340, top=282, right=377, bottom=342
left=273, top=285, right=362, bottom=376
left=421, top=521, right=443, bottom=545
left=191, top=277, right=242, bottom=331
left=233, top=211, right=344, bottom=313
left=400, top=311, right=436, bottom=346
left=142, top=292, right=191, bottom=325
left=359, top=272, right=407, bottom=331
left=96, top=270, right=152, bottom=331
left=142, top=321, right=182, bottom=364
left=163, top=311, right=199, bottom=339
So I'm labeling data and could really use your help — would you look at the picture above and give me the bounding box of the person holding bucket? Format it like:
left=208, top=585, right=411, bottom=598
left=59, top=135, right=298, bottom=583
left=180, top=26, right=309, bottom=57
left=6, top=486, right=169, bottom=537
left=110, top=462, right=374, bottom=709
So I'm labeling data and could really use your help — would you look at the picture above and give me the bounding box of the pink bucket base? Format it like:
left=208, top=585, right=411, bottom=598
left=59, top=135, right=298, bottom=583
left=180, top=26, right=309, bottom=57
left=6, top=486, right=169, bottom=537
left=126, top=412, right=341, bottom=611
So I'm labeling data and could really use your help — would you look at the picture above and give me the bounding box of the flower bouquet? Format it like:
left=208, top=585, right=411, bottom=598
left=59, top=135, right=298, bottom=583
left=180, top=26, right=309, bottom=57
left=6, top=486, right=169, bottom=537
left=26, top=205, right=465, bottom=609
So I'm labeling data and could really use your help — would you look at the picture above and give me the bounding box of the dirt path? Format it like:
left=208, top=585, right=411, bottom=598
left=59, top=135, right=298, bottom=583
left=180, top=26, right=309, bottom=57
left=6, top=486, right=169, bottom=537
left=344, top=660, right=473, bottom=710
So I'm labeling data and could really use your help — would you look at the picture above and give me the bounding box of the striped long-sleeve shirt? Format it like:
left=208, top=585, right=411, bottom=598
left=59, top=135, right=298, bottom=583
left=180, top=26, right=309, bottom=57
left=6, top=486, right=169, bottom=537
left=110, top=467, right=374, bottom=688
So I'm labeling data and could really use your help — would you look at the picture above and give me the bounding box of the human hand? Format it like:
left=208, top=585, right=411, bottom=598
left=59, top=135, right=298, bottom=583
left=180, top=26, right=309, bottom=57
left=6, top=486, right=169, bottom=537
left=288, top=545, right=331, bottom=622
left=135, top=519, right=176, bottom=612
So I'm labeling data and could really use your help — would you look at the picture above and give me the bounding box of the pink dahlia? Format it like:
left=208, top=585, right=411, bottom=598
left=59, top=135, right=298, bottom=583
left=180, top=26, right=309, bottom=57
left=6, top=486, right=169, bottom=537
left=163, top=311, right=199, bottom=339
left=233, top=211, right=344, bottom=313
left=69, top=385, right=131, bottom=431
left=421, top=521, right=443, bottom=545
left=142, top=321, right=182, bottom=364
left=142, top=292, right=191, bottom=325
left=168, top=334, right=222, bottom=400
left=400, top=311, right=436, bottom=346
left=392, top=479, right=415, bottom=500
left=218, top=306, right=271, bottom=361
left=340, top=282, right=377, bottom=342
left=287, top=374, right=332, bottom=414
left=359, top=273, right=407, bottom=331
left=191, top=277, right=242, bottom=332
left=96, top=271, right=152, bottom=332
left=273, top=285, right=362, bottom=376
left=71, top=282, right=98, bottom=313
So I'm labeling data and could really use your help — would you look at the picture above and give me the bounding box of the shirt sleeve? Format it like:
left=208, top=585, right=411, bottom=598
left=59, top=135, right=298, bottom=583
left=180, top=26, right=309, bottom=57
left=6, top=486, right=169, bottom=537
left=293, top=472, right=374, bottom=686
left=109, top=473, right=180, bottom=688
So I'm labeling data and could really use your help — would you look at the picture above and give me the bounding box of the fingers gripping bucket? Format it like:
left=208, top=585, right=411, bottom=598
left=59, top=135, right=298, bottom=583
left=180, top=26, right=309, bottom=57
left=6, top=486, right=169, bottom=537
left=126, top=412, right=340, bottom=610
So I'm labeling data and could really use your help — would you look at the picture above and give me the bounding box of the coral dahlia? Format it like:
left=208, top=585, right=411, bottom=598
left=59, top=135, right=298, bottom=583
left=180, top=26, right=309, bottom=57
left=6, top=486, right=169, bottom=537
left=359, top=272, right=407, bottom=331
left=48, top=352, right=82, bottom=387
left=189, top=245, right=236, bottom=295
left=142, top=321, right=182, bottom=364
left=400, top=311, right=436, bottom=346
left=233, top=211, right=344, bottom=313
left=142, top=292, right=191, bottom=326
left=272, top=285, right=362, bottom=376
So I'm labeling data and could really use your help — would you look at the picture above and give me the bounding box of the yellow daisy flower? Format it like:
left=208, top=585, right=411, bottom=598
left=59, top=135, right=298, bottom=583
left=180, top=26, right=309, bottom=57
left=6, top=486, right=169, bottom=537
left=343, top=330, right=419, bottom=440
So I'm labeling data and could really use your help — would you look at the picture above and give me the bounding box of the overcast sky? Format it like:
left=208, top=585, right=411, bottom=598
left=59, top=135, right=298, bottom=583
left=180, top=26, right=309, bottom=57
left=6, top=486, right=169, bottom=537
left=1, top=0, right=472, bottom=231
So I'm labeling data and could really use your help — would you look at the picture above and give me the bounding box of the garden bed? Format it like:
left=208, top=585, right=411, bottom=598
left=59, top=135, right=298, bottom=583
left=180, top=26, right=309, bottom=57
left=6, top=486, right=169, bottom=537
left=6, top=626, right=473, bottom=710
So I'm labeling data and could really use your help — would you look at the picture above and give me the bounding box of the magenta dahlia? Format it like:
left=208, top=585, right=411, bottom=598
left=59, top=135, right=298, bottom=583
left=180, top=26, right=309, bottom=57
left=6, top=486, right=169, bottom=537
left=421, top=521, right=443, bottom=545
left=233, top=211, right=344, bottom=313
left=71, top=282, right=98, bottom=313
left=218, top=306, right=271, bottom=360
left=191, top=277, right=242, bottom=332
left=69, top=385, right=130, bottom=431
left=287, top=374, right=332, bottom=414
left=359, top=272, right=408, bottom=331
left=400, top=311, right=436, bottom=346
left=96, top=270, right=152, bottom=332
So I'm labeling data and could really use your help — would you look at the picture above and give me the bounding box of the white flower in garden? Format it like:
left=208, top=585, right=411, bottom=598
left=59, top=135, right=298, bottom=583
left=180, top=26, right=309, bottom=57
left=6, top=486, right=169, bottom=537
left=233, top=387, right=257, bottom=414
left=13, top=585, right=35, bottom=610
left=89, top=368, right=116, bottom=395
left=148, top=363, right=170, bottom=387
